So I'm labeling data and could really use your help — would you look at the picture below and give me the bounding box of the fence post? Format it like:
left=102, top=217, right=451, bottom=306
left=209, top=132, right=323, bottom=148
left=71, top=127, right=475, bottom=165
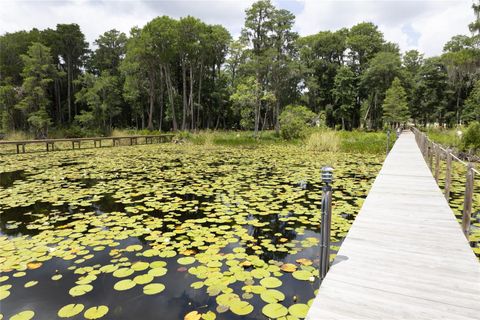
left=461, top=163, right=475, bottom=238
left=445, top=151, right=452, bottom=201
left=428, top=142, right=434, bottom=169
left=320, top=166, right=333, bottom=282
left=434, top=145, right=440, bottom=182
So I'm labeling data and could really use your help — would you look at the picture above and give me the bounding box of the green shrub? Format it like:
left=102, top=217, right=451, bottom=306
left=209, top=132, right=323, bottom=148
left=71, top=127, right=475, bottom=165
left=279, top=105, right=315, bottom=140
left=463, top=121, right=480, bottom=152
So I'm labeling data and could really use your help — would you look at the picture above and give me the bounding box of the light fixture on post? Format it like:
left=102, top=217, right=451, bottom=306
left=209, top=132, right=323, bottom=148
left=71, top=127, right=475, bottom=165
left=320, top=166, right=333, bottom=283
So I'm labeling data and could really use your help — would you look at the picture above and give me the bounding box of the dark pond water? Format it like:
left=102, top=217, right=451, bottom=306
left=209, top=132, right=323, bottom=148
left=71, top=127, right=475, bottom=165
left=0, top=145, right=382, bottom=319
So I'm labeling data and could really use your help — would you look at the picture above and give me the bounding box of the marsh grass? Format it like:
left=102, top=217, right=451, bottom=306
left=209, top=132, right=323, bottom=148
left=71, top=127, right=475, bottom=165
left=338, top=130, right=394, bottom=154
left=305, top=131, right=340, bottom=152
left=426, top=127, right=462, bottom=149
left=4, top=131, right=33, bottom=141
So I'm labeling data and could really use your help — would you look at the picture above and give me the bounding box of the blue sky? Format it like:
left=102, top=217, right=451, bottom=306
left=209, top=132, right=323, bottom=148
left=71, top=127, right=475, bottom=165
left=0, top=0, right=475, bottom=56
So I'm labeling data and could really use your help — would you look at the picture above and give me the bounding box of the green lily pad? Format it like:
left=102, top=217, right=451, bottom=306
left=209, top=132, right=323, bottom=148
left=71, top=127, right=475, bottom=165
left=9, top=310, right=35, bottom=320
left=143, top=283, right=165, bottom=295
left=84, top=306, right=109, bottom=319
left=113, top=268, right=134, bottom=278
left=0, top=290, right=10, bottom=301
left=292, top=270, right=313, bottom=281
left=262, top=303, right=288, bottom=318
left=24, top=281, right=38, bottom=288
left=260, top=277, right=282, bottom=288
left=114, top=279, right=136, bottom=291
left=134, top=274, right=153, bottom=285
left=69, top=284, right=93, bottom=297
left=178, top=257, right=196, bottom=265
left=260, top=289, right=285, bottom=303
left=288, top=303, right=309, bottom=318
left=229, top=300, right=253, bottom=316
left=131, top=261, right=149, bottom=271
left=58, top=304, right=85, bottom=318
left=148, top=267, right=167, bottom=277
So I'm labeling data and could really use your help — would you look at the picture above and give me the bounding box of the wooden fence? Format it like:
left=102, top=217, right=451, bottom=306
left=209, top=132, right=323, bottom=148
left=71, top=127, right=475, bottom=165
left=411, top=127, right=478, bottom=238
left=0, top=134, right=175, bottom=154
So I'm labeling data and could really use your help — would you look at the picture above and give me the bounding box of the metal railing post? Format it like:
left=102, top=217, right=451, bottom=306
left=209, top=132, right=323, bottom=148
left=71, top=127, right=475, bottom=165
left=445, top=151, right=452, bottom=201
left=320, top=167, right=333, bottom=282
left=386, top=129, right=390, bottom=156
left=462, top=163, right=475, bottom=238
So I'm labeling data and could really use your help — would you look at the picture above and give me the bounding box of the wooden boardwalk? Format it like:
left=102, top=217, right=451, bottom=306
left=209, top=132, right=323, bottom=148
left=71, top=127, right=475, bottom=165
left=307, top=131, right=480, bottom=319
left=0, top=134, right=174, bottom=154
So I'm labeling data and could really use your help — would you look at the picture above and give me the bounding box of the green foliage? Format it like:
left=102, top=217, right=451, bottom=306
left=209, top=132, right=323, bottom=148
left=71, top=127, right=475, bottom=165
left=1, top=0, right=479, bottom=134
left=383, top=77, right=410, bottom=125
left=279, top=105, right=315, bottom=140
left=463, top=121, right=480, bottom=151
left=338, top=130, right=396, bottom=154
left=463, top=80, right=480, bottom=122
left=0, top=85, right=19, bottom=131
left=74, top=72, right=122, bottom=132
left=332, top=66, right=356, bottom=129
left=15, top=42, right=57, bottom=137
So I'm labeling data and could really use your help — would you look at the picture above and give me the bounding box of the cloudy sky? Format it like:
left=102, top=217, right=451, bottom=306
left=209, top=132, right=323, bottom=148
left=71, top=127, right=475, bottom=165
left=0, top=0, right=475, bottom=56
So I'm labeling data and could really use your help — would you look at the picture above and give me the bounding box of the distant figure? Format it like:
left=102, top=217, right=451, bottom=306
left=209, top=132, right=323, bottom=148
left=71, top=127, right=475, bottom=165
left=396, top=127, right=401, bottom=138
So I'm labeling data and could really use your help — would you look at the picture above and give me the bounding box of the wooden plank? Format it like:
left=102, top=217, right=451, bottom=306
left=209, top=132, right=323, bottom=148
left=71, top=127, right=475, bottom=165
left=306, top=132, right=480, bottom=320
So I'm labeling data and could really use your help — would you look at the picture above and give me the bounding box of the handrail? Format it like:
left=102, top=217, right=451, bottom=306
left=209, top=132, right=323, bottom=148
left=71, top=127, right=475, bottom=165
left=0, top=133, right=175, bottom=154
left=410, top=126, right=477, bottom=238
left=0, top=134, right=175, bottom=145
left=410, top=127, right=479, bottom=174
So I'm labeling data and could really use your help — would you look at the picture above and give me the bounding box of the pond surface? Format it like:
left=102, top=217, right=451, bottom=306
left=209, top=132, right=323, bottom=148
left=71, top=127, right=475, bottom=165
left=0, top=144, right=382, bottom=320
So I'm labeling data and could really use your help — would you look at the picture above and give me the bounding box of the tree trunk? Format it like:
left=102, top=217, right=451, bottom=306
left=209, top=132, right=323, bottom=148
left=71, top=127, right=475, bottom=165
left=67, top=56, right=72, bottom=123
left=275, top=99, right=280, bottom=135
left=159, top=71, right=164, bottom=132
left=197, top=62, right=203, bottom=131
left=190, top=64, right=194, bottom=131
left=456, top=87, right=461, bottom=125
left=182, top=59, right=187, bottom=130
left=164, top=66, right=178, bottom=131
left=147, top=71, right=155, bottom=131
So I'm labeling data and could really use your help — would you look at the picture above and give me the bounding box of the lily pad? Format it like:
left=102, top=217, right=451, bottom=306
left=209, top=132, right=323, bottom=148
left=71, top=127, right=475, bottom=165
left=262, top=303, right=288, bottom=318
left=260, top=277, right=282, bottom=288
left=178, top=257, right=196, bottom=265
left=114, top=279, right=136, bottom=291
left=9, top=311, right=35, bottom=320
left=292, top=270, right=313, bottom=281
left=184, top=311, right=201, bottom=320
left=288, top=303, right=309, bottom=318
left=58, top=304, right=85, bottom=318
left=143, top=283, right=165, bottom=295
left=84, top=306, right=109, bottom=319
left=230, top=300, right=253, bottom=316
left=260, top=289, right=285, bottom=303
left=69, top=284, right=93, bottom=297
left=24, top=281, right=38, bottom=288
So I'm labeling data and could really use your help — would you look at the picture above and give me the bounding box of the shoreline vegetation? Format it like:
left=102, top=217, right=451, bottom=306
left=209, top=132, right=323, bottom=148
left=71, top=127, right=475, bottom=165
left=1, top=0, right=479, bottom=142
left=0, top=129, right=394, bottom=155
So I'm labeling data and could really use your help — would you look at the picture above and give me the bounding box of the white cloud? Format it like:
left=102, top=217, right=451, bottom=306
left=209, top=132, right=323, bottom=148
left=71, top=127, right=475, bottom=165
left=0, top=0, right=255, bottom=43
left=295, top=0, right=474, bottom=56
left=0, top=0, right=475, bottom=56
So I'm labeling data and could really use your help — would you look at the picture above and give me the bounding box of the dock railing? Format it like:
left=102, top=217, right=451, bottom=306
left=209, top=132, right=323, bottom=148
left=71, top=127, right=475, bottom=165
left=0, top=134, right=175, bottom=154
left=411, top=127, right=478, bottom=238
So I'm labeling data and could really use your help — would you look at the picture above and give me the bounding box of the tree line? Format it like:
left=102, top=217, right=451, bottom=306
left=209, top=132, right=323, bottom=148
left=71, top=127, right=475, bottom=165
left=1, top=0, right=479, bottom=138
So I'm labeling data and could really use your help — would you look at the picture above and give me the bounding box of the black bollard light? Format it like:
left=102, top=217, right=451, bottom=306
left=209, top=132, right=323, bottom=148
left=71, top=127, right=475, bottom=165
left=320, top=166, right=333, bottom=282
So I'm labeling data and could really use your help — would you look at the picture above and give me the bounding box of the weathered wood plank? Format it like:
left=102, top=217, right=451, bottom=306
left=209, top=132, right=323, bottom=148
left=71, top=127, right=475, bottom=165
left=306, top=132, right=480, bottom=320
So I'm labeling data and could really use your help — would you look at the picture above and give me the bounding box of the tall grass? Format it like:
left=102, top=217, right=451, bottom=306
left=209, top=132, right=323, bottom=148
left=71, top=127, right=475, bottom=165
left=426, top=127, right=462, bottom=149
left=4, top=131, right=33, bottom=141
left=338, top=130, right=394, bottom=154
left=305, top=131, right=340, bottom=152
